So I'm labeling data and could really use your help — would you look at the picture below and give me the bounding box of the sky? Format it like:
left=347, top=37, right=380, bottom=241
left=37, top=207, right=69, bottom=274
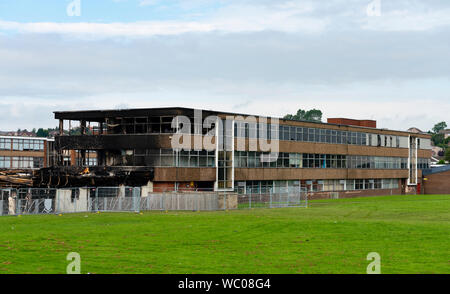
left=0, top=0, right=449, bottom=132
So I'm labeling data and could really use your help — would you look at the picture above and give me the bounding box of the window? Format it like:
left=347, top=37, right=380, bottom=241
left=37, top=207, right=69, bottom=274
left=296, top=127, right=303, bottom=141
left=374, top=179, right=382, bottom=189
left=356, top=133, right=362, bottom=145
left=346, top=180, right=355, bottom=190
left=351, top=132, right=357, bottom=145
left=355, top=179, right=364, bottom=190
left=320, top=129, right=326, bottom=143
left=308, top=128, right=315, bottom=142
left=289, top=126, right=296, bottom=141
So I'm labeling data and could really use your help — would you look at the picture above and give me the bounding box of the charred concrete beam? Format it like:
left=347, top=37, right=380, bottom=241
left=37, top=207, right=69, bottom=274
left=54, top=107, right=198, bottom=121
left=33, top=166, right=154, bottom=188
left=55, top=134, right=171, bottom=150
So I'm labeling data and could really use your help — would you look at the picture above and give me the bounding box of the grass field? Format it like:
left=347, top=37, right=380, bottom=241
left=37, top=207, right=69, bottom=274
left=0, top=194, right=449, bottom=274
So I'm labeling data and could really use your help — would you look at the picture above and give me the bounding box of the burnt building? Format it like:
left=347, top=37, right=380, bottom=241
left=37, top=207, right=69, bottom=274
left=34, top=107, right=432, bottom=198
left=0, top=136, right=54, bottom=187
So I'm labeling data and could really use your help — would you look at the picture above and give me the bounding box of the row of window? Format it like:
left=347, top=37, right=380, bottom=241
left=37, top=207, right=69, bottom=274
left=104, top=149, right=430, bottom=169
left=92, top=115, right=429, bottom=150
left=62, top=157, right=97, bottom=167
left=234, top=151, right=430, bottom=170
left=111, top=149, right=216, bottom=167
left=0, top=156, right=44, bottom=169
left=0, top=138, right=45, bottom=151
left=233, top=121, right=421, bottom=148
left=236, top=179, right=399, bottom=194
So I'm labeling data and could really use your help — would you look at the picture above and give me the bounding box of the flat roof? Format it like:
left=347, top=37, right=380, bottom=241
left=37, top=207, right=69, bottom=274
left=0, top=136, right=54, bottom=141
left=54, top=106, right=431, bottom=138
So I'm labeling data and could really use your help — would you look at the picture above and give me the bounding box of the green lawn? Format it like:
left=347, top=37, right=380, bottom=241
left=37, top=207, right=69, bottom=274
left=0, top=195, right=449, bottom=274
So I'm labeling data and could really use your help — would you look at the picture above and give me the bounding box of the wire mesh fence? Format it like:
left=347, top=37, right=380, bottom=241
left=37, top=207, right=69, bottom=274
left=0, top=186, right=308, bottom=215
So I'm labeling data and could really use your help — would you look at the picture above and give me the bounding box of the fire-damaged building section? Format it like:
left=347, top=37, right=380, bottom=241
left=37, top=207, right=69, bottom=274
left=35, top=166, right=154, bottom=187
left=1, top=170, right=33, bottom=188
left=33, top=108, right=218, bottom=188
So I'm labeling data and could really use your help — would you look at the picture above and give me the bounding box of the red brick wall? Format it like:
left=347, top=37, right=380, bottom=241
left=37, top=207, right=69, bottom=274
left=423, top=171, right=450, bottom=194
left=327, top=118, right=377, bottom=128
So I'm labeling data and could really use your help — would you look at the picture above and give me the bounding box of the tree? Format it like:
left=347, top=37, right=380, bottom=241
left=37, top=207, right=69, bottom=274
left=432, top=122, right=447, bottom=134
left=430, top=121, right=448, bottom=145
left=445, top=148, right=450, bottom=163
left=284, top=108, right=323, bottom=122
left=36, top=128, right=49, bottom=138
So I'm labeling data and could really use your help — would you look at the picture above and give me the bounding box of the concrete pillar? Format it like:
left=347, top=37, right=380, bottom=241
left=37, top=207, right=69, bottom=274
left=59, top=119, right=64, bottom=135
left=118, top=184, right=126, bottom=197
left=141, top=181, right=154, bottom=197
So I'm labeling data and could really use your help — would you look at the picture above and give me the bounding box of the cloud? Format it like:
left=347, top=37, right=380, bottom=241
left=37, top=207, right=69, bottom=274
left=139, top=0, right=160, bottom=7
left=0, top=0, right=449, bottom=131
left=1, top=1, right=449, bottom=38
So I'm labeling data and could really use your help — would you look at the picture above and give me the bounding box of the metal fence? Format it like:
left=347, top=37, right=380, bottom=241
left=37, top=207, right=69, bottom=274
left=237, top=190, right=308, bottom=209
left=0, top=186, right=307, bottom=216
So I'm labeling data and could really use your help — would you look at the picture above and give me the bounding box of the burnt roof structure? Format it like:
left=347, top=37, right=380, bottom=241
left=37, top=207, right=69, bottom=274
left=34, top=107, right=432, bottom=197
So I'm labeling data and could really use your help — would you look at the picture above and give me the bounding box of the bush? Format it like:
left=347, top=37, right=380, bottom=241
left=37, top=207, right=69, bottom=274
left=445, top=148, right=450, bottom=163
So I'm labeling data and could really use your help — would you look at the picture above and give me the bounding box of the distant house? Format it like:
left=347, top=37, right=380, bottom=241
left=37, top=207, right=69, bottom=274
left=0, top=131, right=36, bottom=137
left=439, top=129, right=450, bottom=139
left=407, top=127, right=426, bottom=134
left=431, top=145, right=444, bottom=158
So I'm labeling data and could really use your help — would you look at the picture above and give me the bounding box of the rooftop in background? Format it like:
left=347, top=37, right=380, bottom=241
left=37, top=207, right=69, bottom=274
left=439, top=129, right=450, bottom=138
left=0, top=131, right=36, bottom=137
left=422, top=165, right=450, bottom=176
left=407, top=127, right=428, bottom=134
left=326, top=118, right=376, bottom=128
left=0, top=135, right=54, bottom=141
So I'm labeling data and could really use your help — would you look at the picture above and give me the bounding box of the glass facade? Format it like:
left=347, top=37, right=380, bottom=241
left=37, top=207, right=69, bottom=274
left=235, top=179, right=399, bottom=194
left=234, top=121, right=431, bottom=150
left=117, top=149, right=216, bottom=167
left=0, top=156, right=44, bottom=169
left=0, top=138, right=45, bottom=151
left=234, top=151, right=430, bottom=170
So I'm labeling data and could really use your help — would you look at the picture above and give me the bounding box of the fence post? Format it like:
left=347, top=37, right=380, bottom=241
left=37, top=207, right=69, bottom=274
left=134, top=187, right=140, bottom=213
left=164, top=192, right=167, bottom=211
left=0, top=200, right=3, bottom=216
left=95, top=189, right=99, bottom=212
left=270, top=190, right=272, bottom=209
left=17, top=199, right=21, bottom=215
left=34, top=199, right=39, bottom=214
left=197, top=194, right=200, bottom=211
left=249, top=192, right=251, bottom=209
left=304, top=188, right=308, bottom=208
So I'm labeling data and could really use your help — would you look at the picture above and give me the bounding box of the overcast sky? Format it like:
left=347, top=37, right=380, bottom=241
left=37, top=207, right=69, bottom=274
left=0, top=0, right=449, bottom=131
